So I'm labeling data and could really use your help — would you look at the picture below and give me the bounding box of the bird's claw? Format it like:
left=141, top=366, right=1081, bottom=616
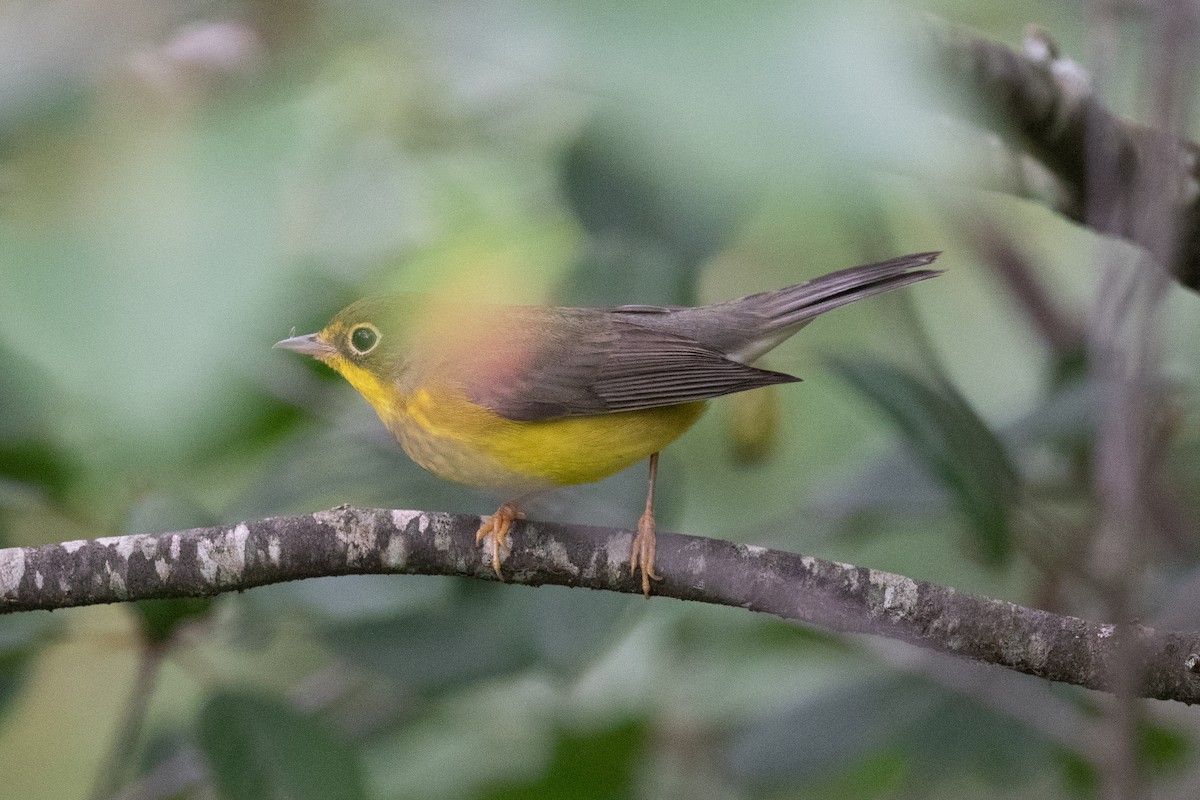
left=629, top=510, right=660, bottom=597
left=476, top=502, right=524, bottom=580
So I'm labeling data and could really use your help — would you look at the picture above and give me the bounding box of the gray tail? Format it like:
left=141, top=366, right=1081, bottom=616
left=718, top=251, right=941, bottom=363
left=750, top=251, right=941, bottom=329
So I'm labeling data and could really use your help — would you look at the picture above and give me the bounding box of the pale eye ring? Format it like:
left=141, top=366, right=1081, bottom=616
left=348, top=324, right=381, bottom=355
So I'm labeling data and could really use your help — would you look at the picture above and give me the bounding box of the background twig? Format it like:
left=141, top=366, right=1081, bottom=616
left=926, top=20, right=1200, bottom=289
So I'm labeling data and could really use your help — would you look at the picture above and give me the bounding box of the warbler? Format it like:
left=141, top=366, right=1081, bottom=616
left=276, top=251, right=940, bottom=594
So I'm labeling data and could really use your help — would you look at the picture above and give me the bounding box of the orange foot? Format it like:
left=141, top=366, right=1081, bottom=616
left=476, top=502, right=525, bottom=580
left=629, top=509, right=661, bottom=597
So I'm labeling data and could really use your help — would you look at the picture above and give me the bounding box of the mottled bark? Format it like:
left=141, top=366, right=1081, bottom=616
left=2, top=506, right=1199, bottom=703
left=927, top=23, right=1200, bottom=289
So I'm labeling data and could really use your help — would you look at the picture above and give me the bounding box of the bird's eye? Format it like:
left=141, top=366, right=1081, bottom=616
left=349, top=324, right=380, bottom=355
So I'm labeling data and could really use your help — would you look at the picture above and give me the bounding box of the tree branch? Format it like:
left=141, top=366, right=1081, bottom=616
left=926, top=21, right=1200, bottom=289
left=2, top=506, right=1199, bottom=703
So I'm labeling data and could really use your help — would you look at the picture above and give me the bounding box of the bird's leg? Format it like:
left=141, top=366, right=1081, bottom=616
left=476, top=500, right=525, bottom=580
left=629, top=452, right=662, bottom=597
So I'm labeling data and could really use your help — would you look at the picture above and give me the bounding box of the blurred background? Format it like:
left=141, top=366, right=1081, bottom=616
left=2, top=1, right=1200, bottom=798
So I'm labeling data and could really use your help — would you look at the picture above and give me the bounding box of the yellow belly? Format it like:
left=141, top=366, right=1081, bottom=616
left=355, top=372, right=705, bottom=493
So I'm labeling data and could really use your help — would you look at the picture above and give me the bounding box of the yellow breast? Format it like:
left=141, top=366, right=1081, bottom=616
left=331, top=358, right=705, bottom=493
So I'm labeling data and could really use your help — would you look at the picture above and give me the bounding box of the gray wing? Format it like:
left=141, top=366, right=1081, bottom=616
left=458, top=252, right=939, bottom=422
left=464, top=307, right=799, bottom=422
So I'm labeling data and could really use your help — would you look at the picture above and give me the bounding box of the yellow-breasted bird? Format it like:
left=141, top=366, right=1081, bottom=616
left=276, top=251, right=941, bottom=594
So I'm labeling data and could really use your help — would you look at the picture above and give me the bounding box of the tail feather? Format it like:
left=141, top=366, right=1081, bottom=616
left=752, top=251, right=941, bottom=327
left=722, top=251, right=941, bottom=362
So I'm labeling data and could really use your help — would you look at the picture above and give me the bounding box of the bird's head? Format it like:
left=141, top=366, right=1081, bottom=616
left=275, top=295, right=417, bottom=406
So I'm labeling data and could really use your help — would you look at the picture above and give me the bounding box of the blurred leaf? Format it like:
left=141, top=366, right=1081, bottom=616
left=125, top=494, right=219, bottom=534
left=185, top=383, right=307, bottom=468
left=0, top=3, right=192, bottom=141
left=561, top=231, right=695, bottom=308
left=484, top=720, right=648, bottom=800
left=320, top=582, right=539, bottom=695
left=0, top=442, right=77, bottom=501
left=818, top=377, right=1097, bottom=531
left=1056, top=747, right=1097, bottom=797
left=0, top=343, right=77, bottom=501
left=793, top=750, right=908, bottom=800
left=0, top=612, right=52, bottom=653
left=727, top=675, right=931, bottom=786
left=828, top=357, right=1020, bottom=565
left=0, top=614, right=55, bottom=720
left=723, top=383, right=783, bottom=465
left=558, top=116, right=753, bottom=307
left=135, top=726, right=196, bottom=781
left=376, top=210, right=578, bottom=308
left=520, top=584, right=638, bottom=677
left=286, top=574, right=451, bottom=621
left=1050, top=346, right=1090, bottom=386
left=1055, top=720, right=1191, bottom=795
left=1140, top=722, right=1190, bottom=774
left=813, top=445, right=950, bottom=519
left=196, top=690, right=367, bottom=800
left=563, top=118, right=745, bottom=262
left=0, top=343, right=55, bottom=440
left=320, top=582, right=636, bottom=696
left=728, top=674, right=1056, bottom=792
left=1005, top=378, right=1097, bottom=446
left=133, top=597, right=216, bottom=646
left=0, top=87, right=311, bottom=472
left=229, top=420, right=468, bottom=519
left=905, top=687, right=1054, bottom=786
left=0, top=649, right=27, bottom=722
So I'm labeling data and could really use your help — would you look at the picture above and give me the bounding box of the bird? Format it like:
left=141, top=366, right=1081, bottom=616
left=275, top=251, right=941, bottom=595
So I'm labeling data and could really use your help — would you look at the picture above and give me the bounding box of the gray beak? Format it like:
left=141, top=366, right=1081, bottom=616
left=274, top=332, right=338, bottom=359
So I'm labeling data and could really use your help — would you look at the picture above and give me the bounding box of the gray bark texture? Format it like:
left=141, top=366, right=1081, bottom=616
left=3, top=506, right=1200, bottom=703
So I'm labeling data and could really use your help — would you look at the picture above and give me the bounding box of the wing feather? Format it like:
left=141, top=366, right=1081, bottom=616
left=417, top=252, right=938, bottom=423
left=464, top=310, right=798, bottom=422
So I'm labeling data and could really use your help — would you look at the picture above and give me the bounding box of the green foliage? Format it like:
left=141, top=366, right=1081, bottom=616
left=828, top=357, right=1020, bottom=565
left=0, top=443, right=76, bottom=502
left=0, top=345, right=78, bottom=502
left=0, top=650, right=26, bottom=718
left=558, top=117, right=752, bottom=307
left=1056, top=721, right=1191, bottom=796
left=320, top=582, right=637, bottom=695
left=196, top=690, right=369, bottom=800
left=0, top=615, right=54, bottom=720
left=729, top=674, right=1055, bottom=792
left=484, top=720, right=648, bottom=800
left=1140, top=719, right=1191, bottom=773
left=133, top=597, right=216, bottom=646
left=773, top=751, right=908, bottom=800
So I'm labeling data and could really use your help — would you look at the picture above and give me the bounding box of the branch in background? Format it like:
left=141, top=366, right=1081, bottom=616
left=87, top=643, right=163, bottom=800
left=927, top=21, right=1200, bottom=289
left=2, top=506, right=1200, bottom=703
left=1081, top=1, right=1198, bottom=794
left=962, top=222, right=1085, bottom=359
